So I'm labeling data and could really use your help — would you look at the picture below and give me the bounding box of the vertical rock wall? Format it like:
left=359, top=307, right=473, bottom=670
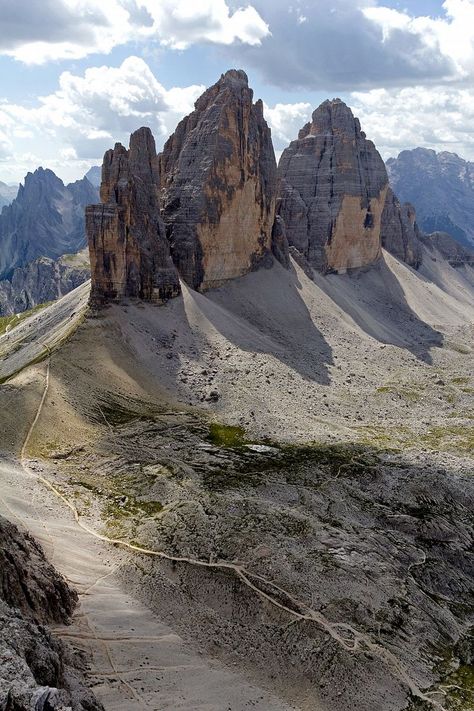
left=158, top=70, right=278, bottom=290
left=86, top=127, right=180, bottom=304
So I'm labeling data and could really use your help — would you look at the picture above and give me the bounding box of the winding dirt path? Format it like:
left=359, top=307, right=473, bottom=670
left=19, top=357, right=448, bottom=711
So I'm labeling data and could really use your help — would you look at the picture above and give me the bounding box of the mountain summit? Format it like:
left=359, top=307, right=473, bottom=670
left=0, top=167, right=97, bottom=280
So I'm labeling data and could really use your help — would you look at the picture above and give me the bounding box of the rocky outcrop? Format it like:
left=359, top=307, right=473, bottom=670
left=421, top=231, right=474, bottom=268
left=0, top=515, right=103, bottom=710
left=158, top=69, right=277, bottom=290
left=86, top=127, right=180, bottom=305
left=387, top=148, right=474, bottom=249
left=277, top=99, right=389, bottom=274
left=381, top=188, right=422, bottom=268
left=0, top=169, right=97, bottom=279
left=0, top=249, right=90, bottom=316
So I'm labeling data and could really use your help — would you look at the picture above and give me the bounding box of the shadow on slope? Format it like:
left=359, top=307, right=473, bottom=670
left=314, top=256, right=444, bottom=364
left=200, top=261, right=334, bottom=384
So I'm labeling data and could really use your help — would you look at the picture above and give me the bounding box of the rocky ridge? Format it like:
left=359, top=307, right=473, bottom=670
left=0, top=168, right=97, bottom=280
left=86, top=127, right=180, bottom=304
left=0, top=249, right=90, bottom=316
left=0, top=515, right=103, bottom=710
left=387, top=147, right=474, bottom=249
left=421, top=230, right=474, bottom=267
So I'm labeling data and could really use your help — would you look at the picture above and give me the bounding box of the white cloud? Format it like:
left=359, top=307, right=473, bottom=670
left=264, top=101, right=312, bottom=148
left=363, top=0, right=474, bottom=78
left=1, top=0, right=269, bottom=64
left=351, top=85, right=474, bottom=161
left=0, top=56, right=204, bottom=179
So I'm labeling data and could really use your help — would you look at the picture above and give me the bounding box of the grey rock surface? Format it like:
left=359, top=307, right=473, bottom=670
left=159, top=69, right=278, bottom=290
left=421, top=230, right=474, bottom=267
left=0, top=249, right=90, bottom=316
left=86, top=127, right=180, bottom=305
left=381, top=188, right=422, bottom=268
left=277, top=99, right=389, bottom=274
left=387, top=147, right=474, bottom=249
left=0, top=515, right=103, bottom=711
left=0, top=169, right=97, bottom=280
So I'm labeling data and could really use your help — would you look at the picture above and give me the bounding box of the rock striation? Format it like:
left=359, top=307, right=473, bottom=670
left=0, top=169, right=97, bottom=280
left=86, top=127, right=180, bottom=304
left=380, top=188, right=422, bottom=268
left=277, top=99, right=389, bottom=274
left=387, top=148, right=474, bottom=250
left=158, top=69, right=278, bottom=290
left=0, top=515, right=103, bottom=710
left=0, top=249, right=90, bottom=316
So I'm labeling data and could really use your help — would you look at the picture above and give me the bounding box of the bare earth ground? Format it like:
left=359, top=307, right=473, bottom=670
left=0, top=248, right=473, bottom=711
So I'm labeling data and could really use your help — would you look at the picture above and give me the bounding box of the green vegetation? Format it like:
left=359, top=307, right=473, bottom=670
left=452, top=377, right=470, bottom=385
left=208, top=422, right=248, bottom=447
left=0, top=301, right=53, bottom=336
left=375, top=384, right=424, bottom=403
left=356, top=422, right=474, bottom=455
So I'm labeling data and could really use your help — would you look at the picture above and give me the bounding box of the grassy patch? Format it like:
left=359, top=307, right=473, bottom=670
left=452, top=377, right=470, bottom=385
left=375, top=384, right=424, bottom=403
left=356, top=423, right=474, bottom=455
left=208, top=423, right=248, bottom=448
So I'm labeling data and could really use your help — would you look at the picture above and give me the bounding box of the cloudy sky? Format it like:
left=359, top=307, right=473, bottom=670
left=1, top=0, right=473, bottom=185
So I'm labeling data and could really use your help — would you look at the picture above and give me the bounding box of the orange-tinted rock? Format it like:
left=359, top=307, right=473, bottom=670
left=277, top=99, right=389, bottom=274
left=86, top=127, right=180, bottom=305
left=158, top=70, right=278, bottom=290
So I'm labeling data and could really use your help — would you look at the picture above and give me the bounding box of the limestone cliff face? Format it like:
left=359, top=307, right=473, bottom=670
left=381, top=188, right=422, bottom=269
left=86, top=127, right=180, bottom=304
left=277, top=99, right=389, bottom=274
left=159, top=70, right=277, bottom=290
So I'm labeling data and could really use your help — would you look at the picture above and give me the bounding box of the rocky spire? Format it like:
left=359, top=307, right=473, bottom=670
left=158, top=69, right=279, bottom=290
left=277, top=99, right=389, bottom=274
left=381, top=188, right=422, bottom=268
left=86, top=127, right=180, bottom=304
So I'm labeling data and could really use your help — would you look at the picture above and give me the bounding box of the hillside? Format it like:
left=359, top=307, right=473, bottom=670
left=0, top=243, right=472, bottom=711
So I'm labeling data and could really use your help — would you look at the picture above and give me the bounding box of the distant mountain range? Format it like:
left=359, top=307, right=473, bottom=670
left=0, top=167, right=98, bottom=281
left=85, top=165, right=101, bottom=188
left=387, top=148, right=474, bottom=249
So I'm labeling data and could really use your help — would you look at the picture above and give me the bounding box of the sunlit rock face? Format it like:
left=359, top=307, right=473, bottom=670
left=277, top=99, right=389, bottom=274
left=158, top=69, right=278, bottom=291
left=86, top=127, right=180, bottom=305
